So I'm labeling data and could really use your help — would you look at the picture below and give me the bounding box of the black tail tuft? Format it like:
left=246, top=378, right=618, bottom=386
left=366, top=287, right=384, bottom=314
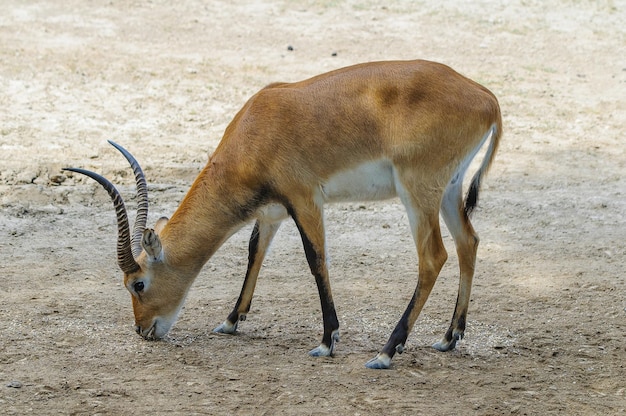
left=464, top=179, right=480, bottom=218
left=463, top=121, right=501, bottom=219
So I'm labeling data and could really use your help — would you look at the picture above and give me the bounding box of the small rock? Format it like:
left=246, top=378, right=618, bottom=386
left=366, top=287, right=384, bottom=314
left=49, top=174, right=66, bottom=185
left=7, top=381, right=22, bottom=388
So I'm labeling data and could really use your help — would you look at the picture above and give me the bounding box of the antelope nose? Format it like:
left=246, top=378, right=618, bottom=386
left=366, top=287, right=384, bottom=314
left=135, top=325, right=142, bottom=335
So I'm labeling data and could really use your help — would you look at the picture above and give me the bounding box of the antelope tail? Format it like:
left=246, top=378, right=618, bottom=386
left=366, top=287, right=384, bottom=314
left=464, top=121, right=502, bottom=218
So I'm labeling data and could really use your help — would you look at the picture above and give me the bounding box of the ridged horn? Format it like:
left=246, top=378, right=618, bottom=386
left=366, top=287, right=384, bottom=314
left=107, top=140, right=149, bottom=259
left=63, top=141, right=149, bottom=275
left=63, top=167, right=140, bottom=275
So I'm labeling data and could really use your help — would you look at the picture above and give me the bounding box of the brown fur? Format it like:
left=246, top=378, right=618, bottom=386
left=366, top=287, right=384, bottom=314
left=98, top=59, right=501, bottom=368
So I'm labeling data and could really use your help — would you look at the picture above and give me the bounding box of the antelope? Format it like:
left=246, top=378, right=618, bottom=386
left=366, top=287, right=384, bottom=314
left=64, top=59, right=502, bottom=369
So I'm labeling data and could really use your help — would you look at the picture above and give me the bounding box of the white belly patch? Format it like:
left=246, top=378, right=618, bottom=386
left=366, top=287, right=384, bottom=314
left=320, top=159, right=397, bottom=203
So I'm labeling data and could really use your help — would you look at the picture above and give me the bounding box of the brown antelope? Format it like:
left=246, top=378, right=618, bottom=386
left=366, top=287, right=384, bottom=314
left=64, top=59, right=501, bottom=369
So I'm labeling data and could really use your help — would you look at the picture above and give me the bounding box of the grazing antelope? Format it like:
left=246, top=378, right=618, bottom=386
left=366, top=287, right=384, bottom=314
left=64, top=59, right=501, bottom=369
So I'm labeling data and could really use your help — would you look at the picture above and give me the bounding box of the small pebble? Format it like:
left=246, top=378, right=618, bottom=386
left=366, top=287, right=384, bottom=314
left=7, top=381, right=22, bottom=388
left=49, top=174, right=66, bottom=185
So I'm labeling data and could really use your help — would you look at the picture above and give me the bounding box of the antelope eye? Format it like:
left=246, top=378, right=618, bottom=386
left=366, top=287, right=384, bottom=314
left=134, top=281, right=145, bottom=293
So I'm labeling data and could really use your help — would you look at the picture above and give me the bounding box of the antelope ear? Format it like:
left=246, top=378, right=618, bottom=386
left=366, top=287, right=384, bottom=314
left=154, top=216, right=169, bottom=234
left=142, top=229, right=163, bottom=262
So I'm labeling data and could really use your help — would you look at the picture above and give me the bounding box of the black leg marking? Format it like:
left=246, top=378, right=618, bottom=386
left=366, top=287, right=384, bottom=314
left=288, top=205, right=340, bottom=356
left=227, top=222, right=261, bottom=321
left=214, top=220, right=280, bottom=335
left=433, top=301, right=468, bottom=352
left=380, top=293, right=415, bottom=359
left=298, top=226, right=339, bottom=350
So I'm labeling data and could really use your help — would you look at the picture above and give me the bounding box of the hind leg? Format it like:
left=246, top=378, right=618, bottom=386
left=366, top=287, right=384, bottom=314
left=366, top=208, right=448, bottom=368
left=366, top=173, right=448, bottom=369
left=433, top=179, right=479, bottom=351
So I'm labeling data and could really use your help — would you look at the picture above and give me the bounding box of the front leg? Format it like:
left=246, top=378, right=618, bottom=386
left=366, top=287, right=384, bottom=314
left=214, top=219, right=281, bottom=334
left=288, top=199, right=340, bottom=357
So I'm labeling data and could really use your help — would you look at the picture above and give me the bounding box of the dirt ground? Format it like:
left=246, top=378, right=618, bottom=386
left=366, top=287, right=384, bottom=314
left=1, top=0, right=624, bottom=414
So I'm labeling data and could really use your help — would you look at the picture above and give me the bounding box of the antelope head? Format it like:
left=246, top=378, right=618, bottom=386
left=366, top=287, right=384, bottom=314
left=64, top=141, right=185, bottom=340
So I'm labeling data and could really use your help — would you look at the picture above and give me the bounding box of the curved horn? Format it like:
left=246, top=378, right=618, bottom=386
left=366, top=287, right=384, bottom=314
left=107, top=140, right=149, bottom=258
left=62, top=167, right=140, bottom=275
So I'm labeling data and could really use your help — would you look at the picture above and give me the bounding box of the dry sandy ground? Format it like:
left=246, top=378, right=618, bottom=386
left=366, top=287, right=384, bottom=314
left=1, top=0, right=625, bottom=415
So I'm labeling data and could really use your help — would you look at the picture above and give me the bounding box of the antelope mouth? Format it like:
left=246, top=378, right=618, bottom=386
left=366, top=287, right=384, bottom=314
left=136, top=322, right=159, bottom=341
